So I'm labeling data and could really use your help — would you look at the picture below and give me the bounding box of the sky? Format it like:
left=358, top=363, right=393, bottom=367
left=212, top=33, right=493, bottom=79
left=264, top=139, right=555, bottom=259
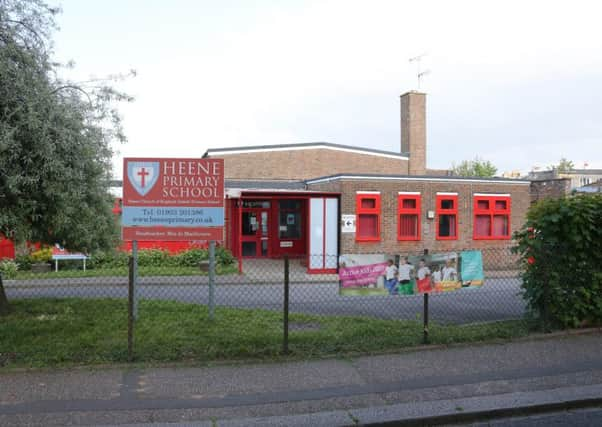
left=52, top=0, right=602, bottom=179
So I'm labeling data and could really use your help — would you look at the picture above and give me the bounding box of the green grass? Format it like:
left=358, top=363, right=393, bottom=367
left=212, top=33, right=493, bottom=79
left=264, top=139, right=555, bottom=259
left=0, top=298, right=533, bottom=369
left=12, top=264, right=239, bottom=280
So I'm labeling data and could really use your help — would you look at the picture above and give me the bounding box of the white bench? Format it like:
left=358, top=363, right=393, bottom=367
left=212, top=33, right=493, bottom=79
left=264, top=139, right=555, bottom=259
left=51, top=254, right=89, bottom=272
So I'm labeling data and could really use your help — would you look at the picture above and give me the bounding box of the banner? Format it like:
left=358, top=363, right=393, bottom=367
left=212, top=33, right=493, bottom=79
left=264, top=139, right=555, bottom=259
left=339, top=251, right=485, bottom=296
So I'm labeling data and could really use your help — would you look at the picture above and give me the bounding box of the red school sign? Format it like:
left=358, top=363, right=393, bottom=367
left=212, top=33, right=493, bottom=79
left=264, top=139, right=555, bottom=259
left=122, top=158, right=224, bottom=241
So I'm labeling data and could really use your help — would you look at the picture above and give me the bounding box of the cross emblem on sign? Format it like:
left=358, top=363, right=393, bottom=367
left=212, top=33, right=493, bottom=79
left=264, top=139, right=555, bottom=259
left=137, top=167, right=150, bottom=188
left=127, top=161, right=159, bottom=196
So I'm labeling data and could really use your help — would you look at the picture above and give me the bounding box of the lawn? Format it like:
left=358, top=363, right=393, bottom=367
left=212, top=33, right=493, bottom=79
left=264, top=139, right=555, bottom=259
left=12, top=264, right=239, bottom=279
left=0, top=298, right=532, bottom=368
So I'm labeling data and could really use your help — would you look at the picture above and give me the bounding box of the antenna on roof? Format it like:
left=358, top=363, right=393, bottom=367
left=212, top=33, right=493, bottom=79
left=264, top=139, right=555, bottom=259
left=409, top=53, right=430, bottom=90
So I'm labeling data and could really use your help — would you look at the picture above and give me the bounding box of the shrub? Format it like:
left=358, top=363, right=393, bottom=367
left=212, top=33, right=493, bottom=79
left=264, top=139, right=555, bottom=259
left=513, top=194, right=602, bottom=328
left=15, top=254, right=32, bottom=271
left=0, top=259, right=19, bottom=279
left=30, top=248, right=52, bottom=263
left=172, top=248, right=207, bottom=267
left=216, top=246, right=234, bottom=265
left=137, top=248, right=171, bottom=267
left=88, top=250, right=129, bottom=269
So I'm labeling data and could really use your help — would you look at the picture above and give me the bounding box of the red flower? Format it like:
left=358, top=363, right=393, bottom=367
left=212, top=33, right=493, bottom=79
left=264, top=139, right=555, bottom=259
left=527, top=256, right=535, bottom=265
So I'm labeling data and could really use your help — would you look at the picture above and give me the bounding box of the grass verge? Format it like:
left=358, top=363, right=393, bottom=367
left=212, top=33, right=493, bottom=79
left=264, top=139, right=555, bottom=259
left=12, top=264, right=238, bottom=279
left=0, top=298, right=532, bottom=369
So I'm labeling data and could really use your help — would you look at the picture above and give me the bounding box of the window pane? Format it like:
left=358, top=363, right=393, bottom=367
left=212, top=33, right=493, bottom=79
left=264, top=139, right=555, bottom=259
left=402, top=199, right=416, bottom=209
left=495, top=200, right=507, bottom=210
left=242, top=241, right=257, bottom=256
left=475, top=215, right=491, bottom=237
left=399, top=214, right=418, bottom=238
left=279, top=211, right=301, bottom=238
left=242, top=212, right=258, bottom=235
left=358, top=214, right=378, bottom=238
left=477, top=200, right=489, bottom=210
left=493, top=215, right=509, bottom=236
left=441, top=199, right=455, bottom=209
left=361, top=198, right=376, bottom=209
left=438, top=214, right=456, bottom=237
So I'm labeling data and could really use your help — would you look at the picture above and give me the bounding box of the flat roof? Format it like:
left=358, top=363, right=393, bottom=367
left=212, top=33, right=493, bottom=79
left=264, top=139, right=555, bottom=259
left=305, top=173, right=531, bottom=185
left=204, top=142, right=409, bottom=161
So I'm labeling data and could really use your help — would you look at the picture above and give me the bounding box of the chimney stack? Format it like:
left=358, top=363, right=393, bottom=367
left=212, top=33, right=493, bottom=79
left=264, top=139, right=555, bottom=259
left=400, top=91, right=426, bottom=175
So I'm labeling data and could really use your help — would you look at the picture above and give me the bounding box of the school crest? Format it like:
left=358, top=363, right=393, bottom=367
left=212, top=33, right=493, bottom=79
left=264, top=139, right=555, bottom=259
left=127, top=161, right=159, bottom=196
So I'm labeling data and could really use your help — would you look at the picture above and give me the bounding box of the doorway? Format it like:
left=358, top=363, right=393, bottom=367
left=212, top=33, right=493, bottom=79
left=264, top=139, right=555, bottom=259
left=241, top=203, right=270, bottom=257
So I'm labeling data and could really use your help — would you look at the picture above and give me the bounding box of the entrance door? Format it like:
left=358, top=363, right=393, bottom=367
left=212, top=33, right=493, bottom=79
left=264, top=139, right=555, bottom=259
left=241, top=208, right=270, bottom=257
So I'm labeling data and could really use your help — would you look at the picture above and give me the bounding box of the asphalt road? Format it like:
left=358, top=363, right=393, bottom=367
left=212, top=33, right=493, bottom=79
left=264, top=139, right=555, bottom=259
left=4, top=274, right=525, bottom=323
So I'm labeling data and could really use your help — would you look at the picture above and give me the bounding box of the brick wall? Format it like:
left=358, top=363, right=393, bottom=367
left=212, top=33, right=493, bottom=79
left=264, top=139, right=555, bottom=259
left=210, top=149, right=409, bottom=180
left=530, top=179, right=571, bottom=203
left=308, top=178, right=530, bottom=254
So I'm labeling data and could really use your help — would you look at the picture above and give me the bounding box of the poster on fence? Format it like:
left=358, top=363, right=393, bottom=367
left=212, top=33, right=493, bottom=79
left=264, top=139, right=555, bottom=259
left=338, top=251, right=484, bottom=296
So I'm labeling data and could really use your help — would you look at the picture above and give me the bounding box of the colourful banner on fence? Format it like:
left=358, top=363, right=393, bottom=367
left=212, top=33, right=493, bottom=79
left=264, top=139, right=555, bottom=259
left=339, top=251, right=485, bottom=296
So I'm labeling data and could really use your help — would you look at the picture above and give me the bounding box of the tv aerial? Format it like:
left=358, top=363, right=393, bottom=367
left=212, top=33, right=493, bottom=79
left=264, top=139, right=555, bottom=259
left=409, top=53, right=430, bottom=90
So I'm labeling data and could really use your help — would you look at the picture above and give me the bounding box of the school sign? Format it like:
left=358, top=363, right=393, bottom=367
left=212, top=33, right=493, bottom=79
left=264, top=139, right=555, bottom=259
left=122, top=158, right=224, bottom=241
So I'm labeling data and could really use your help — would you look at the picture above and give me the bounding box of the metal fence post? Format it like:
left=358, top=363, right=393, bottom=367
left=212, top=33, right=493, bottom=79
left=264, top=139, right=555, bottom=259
left=209, top=240, right=216, bottom=321
left=283, top=255, right=290, bottom=355
left=127, top=256, right=134, bottom=362
left=423, top=293, right=429, bottom=344
left=132, top=240, right=139, bottom=320
left=423, top=248, right=429, bottom=344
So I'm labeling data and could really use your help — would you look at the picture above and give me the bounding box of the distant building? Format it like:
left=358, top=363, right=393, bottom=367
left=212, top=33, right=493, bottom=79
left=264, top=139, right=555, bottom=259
left=527, top=169, right=602, bottom=190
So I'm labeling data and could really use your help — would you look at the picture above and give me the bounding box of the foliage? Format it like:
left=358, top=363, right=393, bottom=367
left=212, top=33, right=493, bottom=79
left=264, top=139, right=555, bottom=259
left=0, top=0, right=133, bottom=252
left=0, top=297, right=531, bottom=368
left=87, top=249, right=129, bottom=269
left=0, top=259, right=18, bottom=279
left=451, top=157, right=498, bottom=177
left=14, top=254, right=31, bottom=271
left=29, top=247, right=52, bottom=263
left=172, top=248, right=207, bottom=267
left=513, top=194, right=602, bottom=328
left=548, top=157, right=575, bottom=173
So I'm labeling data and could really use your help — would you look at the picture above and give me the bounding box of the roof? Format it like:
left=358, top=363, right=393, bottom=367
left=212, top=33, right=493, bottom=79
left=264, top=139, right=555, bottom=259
left=225, top=179, right=306, bottom=190
left=305, top=173, right=531, bottom=185
left=204, top=142, right=409, bottom=160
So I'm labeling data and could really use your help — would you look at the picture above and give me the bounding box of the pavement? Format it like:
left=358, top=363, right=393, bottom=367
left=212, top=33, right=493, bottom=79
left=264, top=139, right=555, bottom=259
left=1, top=330, right=601, bottom=426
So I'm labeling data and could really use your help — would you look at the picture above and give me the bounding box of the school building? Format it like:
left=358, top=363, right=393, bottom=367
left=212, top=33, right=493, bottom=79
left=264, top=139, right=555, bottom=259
left=204, top=92, right=531, bottom=272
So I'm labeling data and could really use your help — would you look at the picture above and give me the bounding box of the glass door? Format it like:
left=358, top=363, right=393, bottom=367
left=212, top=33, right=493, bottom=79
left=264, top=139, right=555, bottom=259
left=241, top=208, right=270, bottom=257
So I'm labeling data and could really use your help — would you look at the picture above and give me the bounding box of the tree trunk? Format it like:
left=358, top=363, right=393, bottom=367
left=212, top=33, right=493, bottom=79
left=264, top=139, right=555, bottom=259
left=0, top=273, right=10, bottom=316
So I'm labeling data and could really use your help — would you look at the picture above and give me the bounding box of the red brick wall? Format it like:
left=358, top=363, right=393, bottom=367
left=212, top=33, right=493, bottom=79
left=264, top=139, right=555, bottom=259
left=209, top=148, right=409, bottom=180
left=308, top=178, right=530, bottom=254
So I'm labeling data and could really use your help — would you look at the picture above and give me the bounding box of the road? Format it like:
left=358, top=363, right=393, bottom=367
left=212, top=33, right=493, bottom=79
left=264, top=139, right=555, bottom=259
left=4, top=274, right=525, bottom=323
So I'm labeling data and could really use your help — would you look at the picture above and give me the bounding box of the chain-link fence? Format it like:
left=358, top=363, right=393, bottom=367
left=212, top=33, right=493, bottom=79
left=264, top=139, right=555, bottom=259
left=0, top=246, right=527, bottom=363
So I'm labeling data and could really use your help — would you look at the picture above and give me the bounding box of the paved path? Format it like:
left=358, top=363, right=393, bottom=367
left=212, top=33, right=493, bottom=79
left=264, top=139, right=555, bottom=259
left=5, top=276, right=524, bottom=323
left=1, top=331, right=601, bottom=426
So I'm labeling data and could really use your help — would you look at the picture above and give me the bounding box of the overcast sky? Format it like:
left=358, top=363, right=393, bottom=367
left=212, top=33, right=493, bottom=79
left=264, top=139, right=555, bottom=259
left=53, top=0, right=602, bottom=178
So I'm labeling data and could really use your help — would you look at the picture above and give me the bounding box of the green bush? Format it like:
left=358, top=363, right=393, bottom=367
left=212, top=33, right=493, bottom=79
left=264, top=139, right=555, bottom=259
left=88, top=249, right=129, bottom=269
left=0, top=259, right=19, bottom=279
left=136, top=248, right=171, bottom=267
left=513, top=194, right=602, bottom=328
left=216, top=246, right=234, bottom=265
left=172, top=248, right=207, bottom=267
left=15, top=254, right=32, bottom=271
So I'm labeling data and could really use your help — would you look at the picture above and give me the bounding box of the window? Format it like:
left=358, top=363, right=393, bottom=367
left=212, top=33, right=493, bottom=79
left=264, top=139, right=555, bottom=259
left=473, top=194, right=511, bottom=239
left=398, top=192, right=421, bottom=240
left=436, top=194, right=458, bottom=240
left=356, top=192, right=380, bottom=241
left=278, top=200, right=302, bottom=239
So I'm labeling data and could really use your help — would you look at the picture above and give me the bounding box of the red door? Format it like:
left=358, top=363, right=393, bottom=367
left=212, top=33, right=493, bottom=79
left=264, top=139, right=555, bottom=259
left=241, top=208, right=270, bottom=257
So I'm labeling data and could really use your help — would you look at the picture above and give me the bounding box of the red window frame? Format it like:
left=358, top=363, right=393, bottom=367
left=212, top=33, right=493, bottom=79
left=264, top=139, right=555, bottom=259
left=436, top=194, right=458, bottom=240
left=356, top=192, right=381, bottom=242
left=473, top=195, right=511, bottom=240
left=397, top=193, right=421, bottom=241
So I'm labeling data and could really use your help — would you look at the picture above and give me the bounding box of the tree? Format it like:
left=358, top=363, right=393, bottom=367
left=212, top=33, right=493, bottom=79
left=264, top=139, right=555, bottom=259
left=548, top=157, right=574, bottom=173
left=1, top=1, right=133, bottom=313
left=451, top=157, right=498, bottom=177
left=0, top=0, right=132, bottom=251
